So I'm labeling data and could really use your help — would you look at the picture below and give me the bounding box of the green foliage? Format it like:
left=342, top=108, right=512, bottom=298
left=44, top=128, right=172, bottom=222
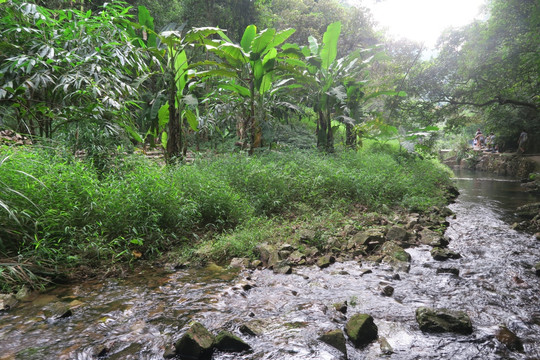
left=0, top=0, right=149, bottom=140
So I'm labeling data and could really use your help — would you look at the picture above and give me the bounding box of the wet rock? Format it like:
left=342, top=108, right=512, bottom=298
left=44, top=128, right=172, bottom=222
left=516, top=202, right=540, bottom=219
left=415, top=307, right=472, bottom=334
left=381, top=285, right=394, bottom=297
left=319, top=329, right=347, bottom=357
left=175, top=322, right=215, bottom=360
left=317, top=255, right=335, bottom=269
left=15, top=286, right=30, bottom=300
left=345, top=313, right=378, bottom=348
left=379, top=337, right=393, bottom=355
left=214, top=331, right=251, bottom=352
left=273, top=263, right=292, bottom=275
left=239, top=320, right=265, bottom=336
left=436, top=267, right=460, bottom=276
left=333, top=301, right=347, bottom=314
left=431, top=247, right=461, bottom=261
left=229, top=258, right=250, bottom=269
left=380, top=241, right=411, bottom=272
left=46, top=302, right=73, bottom=319
left=163, top=345, right=176, bottom=359
left=495, top=325, right=524, bottom=352
left=418, top=229, right=445, bottom=246
left=535, top=262, right=540, bottom=276
left=359, top=269, right=372, bottom=276
left=0, top=294, right=17, bottom=311
left=257, top=244, right=279, bottom=268
left=386, top=226, right=409, bottom=243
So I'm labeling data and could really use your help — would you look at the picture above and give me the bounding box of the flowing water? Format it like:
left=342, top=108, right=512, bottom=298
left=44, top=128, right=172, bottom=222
left=1, top=170, right=539, bottom=360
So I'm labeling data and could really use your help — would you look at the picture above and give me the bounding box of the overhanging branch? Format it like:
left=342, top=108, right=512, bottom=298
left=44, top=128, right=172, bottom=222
left=444, top=96, right=538, bottom=110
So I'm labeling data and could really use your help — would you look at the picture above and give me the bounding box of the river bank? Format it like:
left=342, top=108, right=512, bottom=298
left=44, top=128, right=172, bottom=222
left=1, top=169, right=539, bottom=359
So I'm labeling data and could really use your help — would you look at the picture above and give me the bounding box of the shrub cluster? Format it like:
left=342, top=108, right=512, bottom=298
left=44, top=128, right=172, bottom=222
left=0, top=145, right=453, bottom=276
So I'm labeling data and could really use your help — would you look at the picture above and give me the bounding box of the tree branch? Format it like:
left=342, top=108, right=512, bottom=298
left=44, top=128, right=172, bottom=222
left=444, top=96, right=538, bottom=110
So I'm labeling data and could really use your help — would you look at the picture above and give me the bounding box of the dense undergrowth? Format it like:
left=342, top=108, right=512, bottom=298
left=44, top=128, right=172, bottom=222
left=0, top=144, right=453, bottom=292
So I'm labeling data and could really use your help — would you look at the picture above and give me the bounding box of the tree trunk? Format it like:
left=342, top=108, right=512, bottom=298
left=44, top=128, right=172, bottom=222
left=325, top=110, right=333, bottom=153
left=166, top=81, right=181, bottom=161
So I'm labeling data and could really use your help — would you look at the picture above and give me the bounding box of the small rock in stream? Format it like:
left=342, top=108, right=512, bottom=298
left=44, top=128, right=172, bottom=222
left=495, top=325, right=524, bottom=352
left=175, top=322, right=214, bottom=360
left=379, top=336, right=394, bottom=355
left=345, top=313, right=378, bottom=348
left=319, top=329, right=347, bottom=357
left=333, top=301, right=348, bottom=314
left=431, top=247, right=461, bottom=261
left=534, top=262, right=540, bottom=276
left=436, top=267, right=460, bottom=276
left=214, top=331, right=251, bottom=352
left=415, top=307, right=472, bottom=334
left=381, top=285, right=394, bottom=297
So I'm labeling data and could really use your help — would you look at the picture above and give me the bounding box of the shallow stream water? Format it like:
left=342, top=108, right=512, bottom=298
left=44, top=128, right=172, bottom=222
left=1, top=169, right=539, bottom=360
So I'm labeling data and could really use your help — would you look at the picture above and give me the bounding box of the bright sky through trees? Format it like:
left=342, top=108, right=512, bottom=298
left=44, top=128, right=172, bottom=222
left=359, top=0, right=486, bottom=47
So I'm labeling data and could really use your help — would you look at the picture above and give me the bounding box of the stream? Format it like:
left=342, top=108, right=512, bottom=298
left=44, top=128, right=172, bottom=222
left=1, top=169, right=539, bottom=360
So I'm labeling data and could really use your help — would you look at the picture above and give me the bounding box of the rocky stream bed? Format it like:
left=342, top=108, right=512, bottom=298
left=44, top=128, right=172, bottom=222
left=1, top=170, right=539, bottom=360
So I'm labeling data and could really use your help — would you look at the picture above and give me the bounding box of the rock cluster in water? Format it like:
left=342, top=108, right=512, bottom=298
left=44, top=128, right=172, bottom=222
left=172, top=322, right=252, bottom=359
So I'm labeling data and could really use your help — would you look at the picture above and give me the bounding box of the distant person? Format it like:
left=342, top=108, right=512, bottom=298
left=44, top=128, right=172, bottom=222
left=486, top=133, right=496, bottom=151
left=474, top=131, right=485, bottom=149
left=518, top=130, right=528, bottom=153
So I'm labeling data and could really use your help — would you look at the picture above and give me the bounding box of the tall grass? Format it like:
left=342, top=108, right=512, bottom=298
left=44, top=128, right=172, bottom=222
left=0, top=143, right=454, bottom=289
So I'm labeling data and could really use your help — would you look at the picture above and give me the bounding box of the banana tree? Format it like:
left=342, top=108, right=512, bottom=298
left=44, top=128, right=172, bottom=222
left=133, top=7, right=223, bottom=161
left=195, top=25, right=297, bottom=154
left=297, top=21, right=400, bottom=152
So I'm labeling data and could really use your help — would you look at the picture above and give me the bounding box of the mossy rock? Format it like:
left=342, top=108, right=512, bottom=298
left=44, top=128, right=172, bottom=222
left=415, top=307, right=472, bottom=335
left=319, top=329, right=347, bottom=356
left=345, top=313, right=378, bottom=348
left=214, top=331, right=251, bottom=352
left=175, top=322, right=215, bottom=360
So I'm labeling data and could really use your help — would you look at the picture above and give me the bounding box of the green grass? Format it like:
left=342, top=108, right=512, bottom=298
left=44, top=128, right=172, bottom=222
left=0, top=143, right=454, bottom=291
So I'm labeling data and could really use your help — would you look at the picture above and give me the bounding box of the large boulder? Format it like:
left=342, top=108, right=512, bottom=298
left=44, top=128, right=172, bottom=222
left=319, top=329, right=347, bottom=357
left=213, top=331, right=251, bottom=352
left=175, top=322, right=215, bottom=360
left=345, top=313, right=378, bottom=348
left=415, top=307, right=472, bottom=334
